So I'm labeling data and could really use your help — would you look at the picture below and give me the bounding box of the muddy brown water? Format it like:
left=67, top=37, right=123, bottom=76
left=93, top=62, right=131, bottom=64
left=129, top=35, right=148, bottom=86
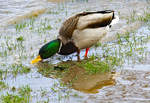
left=62, top=66, right=116, bottom=94
left=36, top=61, right=117, bottom=94
left=0, top=0, right=150, bottom=103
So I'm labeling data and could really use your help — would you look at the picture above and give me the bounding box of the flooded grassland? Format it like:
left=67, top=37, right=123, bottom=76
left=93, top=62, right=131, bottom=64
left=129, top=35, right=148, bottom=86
left=0, top=0, right=150, bottom=103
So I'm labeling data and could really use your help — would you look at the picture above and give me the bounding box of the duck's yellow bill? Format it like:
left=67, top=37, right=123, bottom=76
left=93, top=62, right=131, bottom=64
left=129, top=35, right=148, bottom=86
left=30, top=55, right=42, bottom=64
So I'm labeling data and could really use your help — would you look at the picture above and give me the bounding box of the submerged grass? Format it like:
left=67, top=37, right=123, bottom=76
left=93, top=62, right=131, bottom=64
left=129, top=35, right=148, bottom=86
left=16, top=36, right=24, bottom=42
left=15, top=17, right=36, bottom=32
left=0, top=81, right=8, bottom=91
left=1, top=93, right=26, bottom=103
left=15, top=16, right=53, bottom=34
left=1, top=85, right=32, bottom=103
left=0, top=69, right=8, bottom=80
left=95, top=29, right=150, bottom=66
left=11, top=63, right=31, bottom=77
left=0, top=63, right=31, bottom=79
left=138, top=11, right=150, bottom=23
left=127, top=9, right=150, bottom=23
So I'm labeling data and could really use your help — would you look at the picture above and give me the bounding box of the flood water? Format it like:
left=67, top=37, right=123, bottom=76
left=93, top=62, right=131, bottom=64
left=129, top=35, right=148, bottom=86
left=0, top=0, right=150, bottom=103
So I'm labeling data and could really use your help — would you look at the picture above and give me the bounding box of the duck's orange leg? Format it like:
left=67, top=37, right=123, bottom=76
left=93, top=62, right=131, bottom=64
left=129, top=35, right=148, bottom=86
left=84, top=48, right=89, bottom=59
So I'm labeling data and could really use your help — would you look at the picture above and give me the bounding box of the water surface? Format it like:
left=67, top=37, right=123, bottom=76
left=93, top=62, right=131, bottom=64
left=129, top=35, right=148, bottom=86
left=0, top=0, right=150, bottom=103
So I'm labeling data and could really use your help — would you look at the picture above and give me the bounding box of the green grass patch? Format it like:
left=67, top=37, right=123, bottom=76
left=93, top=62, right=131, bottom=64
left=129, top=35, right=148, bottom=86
left=126, top=9, right=150, bottom=23
left=0, top=69, right=8, bottom=80
left=1, top=93, right=26, bottom=103
left=11, top=63, right=31, bottom=77
left=16, top=36, right=24, bottom=42
left=37, top=56, right=115, bottom=77
left=1, top=85, right=32, bottom=103
left=15, top=17, right=36, bottom=32
left=78, top=59, right=110, bottom=74
left=15, top=16, right=52, bottom=34
left=138, top=11, right=150, bottom=22
left=0, top=63, right=31, bottom=79
left=0, top=81, right=8, bottom=91
left=95, top=30, right=150, bottom=65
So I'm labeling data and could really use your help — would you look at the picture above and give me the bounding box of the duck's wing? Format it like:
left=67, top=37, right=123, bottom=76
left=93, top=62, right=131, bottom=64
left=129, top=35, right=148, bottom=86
left=58, top=15, right=79, bottom=44
left=76, top=10, right=114, bottom=30
left=58, top=10, right=115, bottom=44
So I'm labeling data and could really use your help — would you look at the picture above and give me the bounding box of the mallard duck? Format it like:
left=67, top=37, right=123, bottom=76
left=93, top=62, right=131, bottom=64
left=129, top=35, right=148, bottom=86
left=31, top=10, right=119, bottom=64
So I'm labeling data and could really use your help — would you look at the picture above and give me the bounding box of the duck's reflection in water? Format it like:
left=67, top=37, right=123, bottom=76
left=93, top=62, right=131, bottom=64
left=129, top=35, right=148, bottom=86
left=36, top=61, right=118, bottom=94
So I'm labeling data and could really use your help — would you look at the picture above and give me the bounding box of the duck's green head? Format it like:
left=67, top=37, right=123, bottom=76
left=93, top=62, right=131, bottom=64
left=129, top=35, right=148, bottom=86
left=31, top=39, right=61, bottom=64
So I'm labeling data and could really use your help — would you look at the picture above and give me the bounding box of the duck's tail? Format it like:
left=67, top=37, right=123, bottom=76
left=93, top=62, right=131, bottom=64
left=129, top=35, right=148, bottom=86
left=105, top=15, right=119, bottom=31
left=110, top=15, right=119, bottom=26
